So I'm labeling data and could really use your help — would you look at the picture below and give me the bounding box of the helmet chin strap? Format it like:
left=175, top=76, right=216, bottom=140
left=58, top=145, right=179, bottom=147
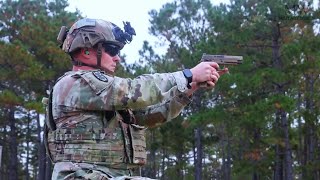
left=96, top=43, right=102, bottom=67
left=71, top=57, right=99, bottom=68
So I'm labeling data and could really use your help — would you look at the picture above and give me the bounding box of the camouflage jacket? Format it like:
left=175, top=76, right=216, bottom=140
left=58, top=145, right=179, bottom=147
left=46, top=69, right=191, bottom=177
left=52, top=70, right=191, bottom=128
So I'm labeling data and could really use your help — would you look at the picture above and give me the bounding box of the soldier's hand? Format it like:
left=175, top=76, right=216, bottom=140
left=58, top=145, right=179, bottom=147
left=190, top=62, right=220, bottom=83
left=204, top=68, right=229, bottom=88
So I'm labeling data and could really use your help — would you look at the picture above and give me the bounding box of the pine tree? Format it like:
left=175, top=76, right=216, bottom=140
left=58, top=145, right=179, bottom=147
left=0, top=0, right=80, bottom=179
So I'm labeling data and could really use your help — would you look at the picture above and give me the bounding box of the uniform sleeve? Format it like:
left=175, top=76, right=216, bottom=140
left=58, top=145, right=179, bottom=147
left=133, top=86, right=192, bottom=128
left=58, top=70, right=190, bottom=111
left=109, top=72, right=189, bottom=110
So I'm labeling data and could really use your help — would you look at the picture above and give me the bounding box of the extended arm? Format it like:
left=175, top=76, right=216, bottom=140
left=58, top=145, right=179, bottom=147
left=53, top=62, right=224, bottom=113
left=53, top=71, right=190, bottom=111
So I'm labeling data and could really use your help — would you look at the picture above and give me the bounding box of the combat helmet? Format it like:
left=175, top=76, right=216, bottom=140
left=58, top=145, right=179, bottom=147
left=57, top=18, right=136, bottom=67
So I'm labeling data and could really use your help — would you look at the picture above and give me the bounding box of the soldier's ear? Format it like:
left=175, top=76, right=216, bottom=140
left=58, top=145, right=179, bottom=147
left=80, top=48, right=90, bottom=55
left=84, top=48, right=90, bottom=55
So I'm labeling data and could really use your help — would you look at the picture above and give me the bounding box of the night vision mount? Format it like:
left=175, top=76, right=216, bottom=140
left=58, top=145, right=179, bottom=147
left=112, top=21, right=136, bottom=44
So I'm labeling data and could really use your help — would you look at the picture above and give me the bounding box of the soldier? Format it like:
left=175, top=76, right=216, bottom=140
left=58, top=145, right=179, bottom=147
left=44, top=18, right=228, bottom=180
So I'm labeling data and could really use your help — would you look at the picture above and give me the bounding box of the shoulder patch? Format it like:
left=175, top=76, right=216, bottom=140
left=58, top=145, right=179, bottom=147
left=92, top=71, right=108, bottom=82
left=80, top=71, right=112, bottom=95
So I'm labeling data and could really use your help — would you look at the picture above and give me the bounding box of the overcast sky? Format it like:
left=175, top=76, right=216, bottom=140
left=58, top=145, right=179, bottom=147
left=66, top=0, right=231, bottom=64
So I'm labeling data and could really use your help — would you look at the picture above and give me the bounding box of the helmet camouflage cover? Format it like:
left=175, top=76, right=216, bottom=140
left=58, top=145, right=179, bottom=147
left=59, top=18, right=136, bottom=53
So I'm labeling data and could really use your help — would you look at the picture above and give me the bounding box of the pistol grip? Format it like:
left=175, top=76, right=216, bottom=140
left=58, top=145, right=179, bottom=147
left=197, top=82, right=213, bottom=89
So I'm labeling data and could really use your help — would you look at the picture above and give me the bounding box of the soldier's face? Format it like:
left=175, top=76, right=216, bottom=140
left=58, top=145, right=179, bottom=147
left=100, top=48, right=120, bottom=74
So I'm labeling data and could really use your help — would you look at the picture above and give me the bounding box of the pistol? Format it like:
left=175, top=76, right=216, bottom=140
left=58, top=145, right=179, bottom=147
left=199, top=54, right=243, bottom=87
left=201, top=54, right=243, bottom=66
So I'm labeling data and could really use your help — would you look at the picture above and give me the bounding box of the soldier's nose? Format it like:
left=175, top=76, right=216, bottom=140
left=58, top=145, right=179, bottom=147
left=113, top=55, right=120, bottom=63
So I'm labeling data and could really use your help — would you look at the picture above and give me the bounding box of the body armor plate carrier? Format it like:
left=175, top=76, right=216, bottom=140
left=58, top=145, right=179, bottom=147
left=43, top=72, right=147, bottom=170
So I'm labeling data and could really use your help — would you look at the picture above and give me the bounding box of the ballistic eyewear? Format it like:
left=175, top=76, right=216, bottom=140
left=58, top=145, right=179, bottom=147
left=103, top=44, right=120, bottom=57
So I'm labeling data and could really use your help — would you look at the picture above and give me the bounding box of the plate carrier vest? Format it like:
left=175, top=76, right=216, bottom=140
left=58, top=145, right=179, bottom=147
left=42, top=72, right=147, bottom=169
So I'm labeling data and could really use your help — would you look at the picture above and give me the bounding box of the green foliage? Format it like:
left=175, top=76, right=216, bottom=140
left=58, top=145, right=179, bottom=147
left=0, top=0, right=80, bottom=178
left=24, top=101, right=45, bottom=113
left=147, top=0, right=320, bottom=179
left=0, top=89, right=23, bottom=106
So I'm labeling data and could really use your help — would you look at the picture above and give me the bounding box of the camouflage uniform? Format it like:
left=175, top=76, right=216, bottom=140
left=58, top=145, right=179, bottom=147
left=45, top=70, right=191, bottom=180
left=44, top=18, right=192, bottom=180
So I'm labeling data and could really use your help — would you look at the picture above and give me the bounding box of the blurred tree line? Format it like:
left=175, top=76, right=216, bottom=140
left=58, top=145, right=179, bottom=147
left=0, top=0, right=319, bottom=180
